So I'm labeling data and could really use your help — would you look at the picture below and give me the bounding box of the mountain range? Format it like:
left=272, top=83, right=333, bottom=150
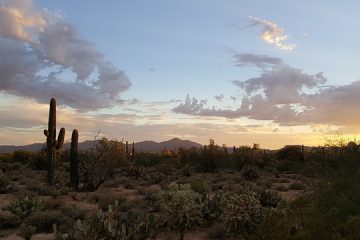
left=0, top=138, right=202, bottom=153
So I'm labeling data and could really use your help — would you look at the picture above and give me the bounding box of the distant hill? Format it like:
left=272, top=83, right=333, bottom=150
left=0, top=138, right=202, bottom=153
left=135, top=138, right=202, bottom=152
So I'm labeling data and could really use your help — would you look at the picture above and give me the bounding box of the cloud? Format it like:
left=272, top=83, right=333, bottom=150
left=233, top=67, right=326, bottom=105
left=214, top=94, right=225, bottom=102
left=0, top=0, right=131, bottom=111
left=173, top=53, right=360, bottom=128
left=233, top=53, right=283, bottom=70
left=248, top=16, right=296, bottom=50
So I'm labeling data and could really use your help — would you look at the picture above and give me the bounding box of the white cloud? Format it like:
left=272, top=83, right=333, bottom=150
left=248, top=16, right=296, bottom=50
left=0, top=0, right=131, bottom=111
left=173, top=54, right=360, bottom=129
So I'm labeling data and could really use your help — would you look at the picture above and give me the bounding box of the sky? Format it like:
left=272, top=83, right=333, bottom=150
left=1, top=0, right=360, bottom=149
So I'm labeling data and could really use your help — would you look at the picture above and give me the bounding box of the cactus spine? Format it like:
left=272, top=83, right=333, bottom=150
left=43, top=98, right=65, bottom=185
left=70, top=129, right=79, bottom=189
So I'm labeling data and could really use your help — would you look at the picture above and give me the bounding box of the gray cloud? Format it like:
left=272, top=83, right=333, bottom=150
left=214, top=94, right=225, bottom=102
left=233, top=53, right=283, bottom=70
left=173, top=53, right=360, bottom=128
left=0, top=0, right=131, bottom=111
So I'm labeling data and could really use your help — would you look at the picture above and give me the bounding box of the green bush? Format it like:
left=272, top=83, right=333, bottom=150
left=61, top=205, right=86, bottom=220
left=18, top=223, right=36, bottom=240
left=189, top=177, right=211, bottom=196
left=3, top=196, right=44, bottom=219
left=12, top=150, right=36, bottom=163
left=26, top=210, right=71, bottom=232
left=61, top=201, right=159, bottom=240
left=159, top=183, right=203, bottom=239
left=96, top=190, right=126, bottom=211
left=259, top=190, right=281, bottom=208
left=79, top=138, right=128, bottom=191
left=242, top=166, right=259, bottom=180
left=220, top=190, right=262, bottom=238
left=0, top=174, right=10, bottom=193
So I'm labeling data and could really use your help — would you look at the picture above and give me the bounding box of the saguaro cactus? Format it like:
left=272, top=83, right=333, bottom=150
left=132, top=142, right=135, bottom=156
left=126, top=141, right=129, bottom=155
left=301, top=144, right=305, bottom=162
left=70, top=129, right=79, bottom=189
left=43, top=98, right=65, bottom=185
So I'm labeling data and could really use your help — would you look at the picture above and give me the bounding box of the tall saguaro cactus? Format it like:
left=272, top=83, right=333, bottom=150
left=126, top=141, right=129, bottom=155
left=132, top=142, right=135, bottom=156
left=43, top=98, right=65, bottom=185
left=70, top=129, right=79, bottom=189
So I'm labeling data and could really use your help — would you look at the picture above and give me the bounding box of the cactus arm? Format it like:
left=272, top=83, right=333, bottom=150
left=56, top=128, right=65, bottom=150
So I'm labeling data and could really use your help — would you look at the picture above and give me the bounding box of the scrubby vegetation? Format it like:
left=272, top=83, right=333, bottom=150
left=2, top=136, right=360, bottom=239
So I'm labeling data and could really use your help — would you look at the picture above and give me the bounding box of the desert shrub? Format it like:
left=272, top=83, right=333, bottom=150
left=277, top=146, right=304, bottom=162
left=0, top=173, right=10, bottom=193
left=133, top=152, right=163, bottom=167
left=289, top=182, right=306, bottom=190
left=220, top=190, right=262, bottom=238
left=3, top=196, right=44, bottom=219
left=61, top=201, right=159, bottom=240
left=26, top=210, right=71, bottom=232
left=12, top=150, right=36, bottom=163
left=0, top=210, right=21, bottom=228
left=61, top=205, right=87, bottom=220
left=206, top=190, right=226, bottom=222
left=79, top=138, right=127, bottom=191
left=159, top=183, right=203, bottom=239
left=189, top=177, right=211, bottom=196
left=18, top=223, right=36, bottom=240
left=125, top=164, right=143, bottom=179
left=256, top=141, right=360, bottom=239
left=276, top=160, right=300, bottom=173
left=212, top=181, right=230, bottom=191
left=0, top=161, right=21, bottom=173
left=259, top=190, right=281, bottom=208
left=242, top=166, right=259, bottom=180
left=199, top=140, right=229, bottom=173
left=96, top=190, right=127, bottom=211
left=181, top=164, right=192, bottom=177
left=0, top=153, right=13, bottom=162
left=232, top=146, right=253, bottom=170
left=28, top=146, right=47, bottom=170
